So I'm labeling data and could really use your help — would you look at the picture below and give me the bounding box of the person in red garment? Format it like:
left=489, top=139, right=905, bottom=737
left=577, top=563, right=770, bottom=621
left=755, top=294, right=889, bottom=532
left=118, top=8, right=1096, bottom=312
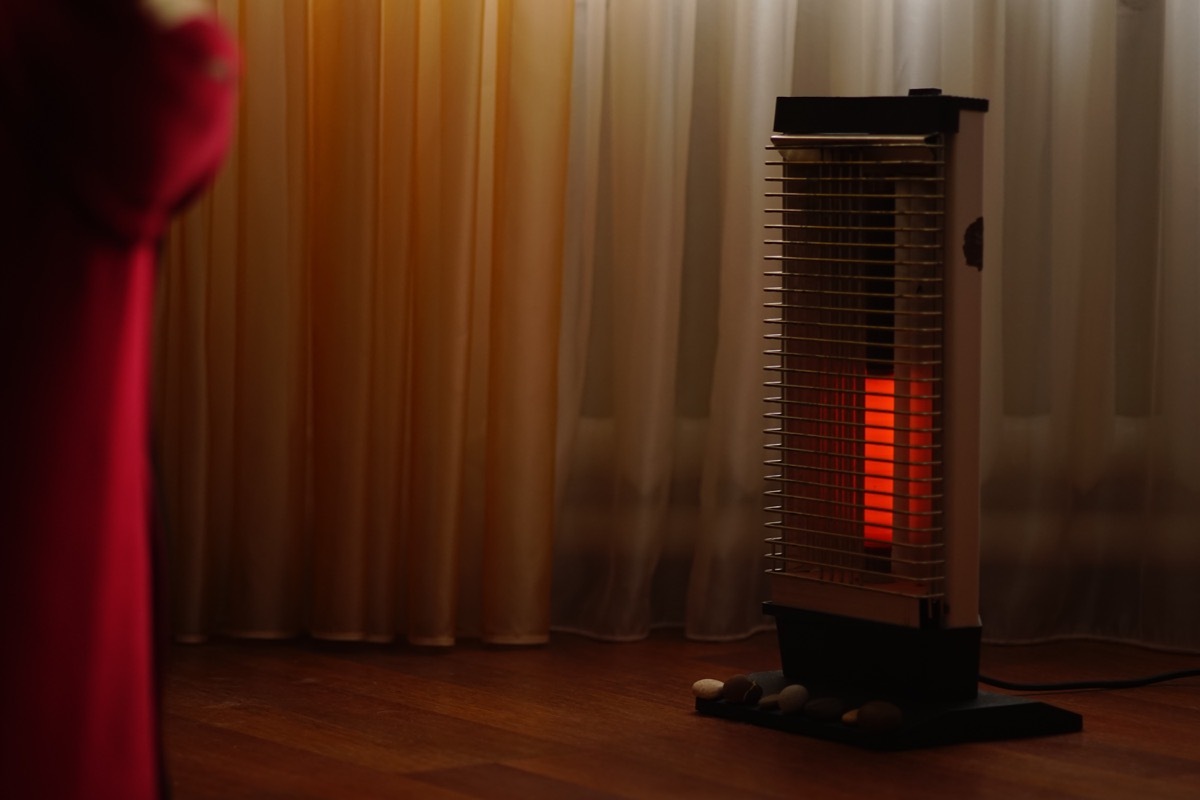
left=0, top=1, right=236, bottom=796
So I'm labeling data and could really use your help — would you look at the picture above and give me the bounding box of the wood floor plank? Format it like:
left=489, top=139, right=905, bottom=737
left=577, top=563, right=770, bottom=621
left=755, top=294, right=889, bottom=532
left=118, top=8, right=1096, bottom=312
left=163, top=716, right=474, bottom=799
left=507, top=746, right=788, bottom=800
left=166, top=652, right=573, bottom=777
left=408, top=763, right=623, bottom=800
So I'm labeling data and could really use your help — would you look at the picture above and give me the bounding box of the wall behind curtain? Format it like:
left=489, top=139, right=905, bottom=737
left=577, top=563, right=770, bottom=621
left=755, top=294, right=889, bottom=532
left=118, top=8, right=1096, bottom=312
left=554, top=0, right=1200, bottom=649
left=155, top=0, right=573, bottom=644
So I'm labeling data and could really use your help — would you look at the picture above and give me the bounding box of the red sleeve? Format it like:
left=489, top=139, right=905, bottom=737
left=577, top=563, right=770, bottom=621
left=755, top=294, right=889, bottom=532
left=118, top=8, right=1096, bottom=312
left=2, top=3, right=239, bottom=244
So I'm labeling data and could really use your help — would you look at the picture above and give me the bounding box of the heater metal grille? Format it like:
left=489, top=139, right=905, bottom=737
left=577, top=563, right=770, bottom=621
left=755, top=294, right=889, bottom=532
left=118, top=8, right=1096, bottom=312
left=764, top=133, right=947, bottom=623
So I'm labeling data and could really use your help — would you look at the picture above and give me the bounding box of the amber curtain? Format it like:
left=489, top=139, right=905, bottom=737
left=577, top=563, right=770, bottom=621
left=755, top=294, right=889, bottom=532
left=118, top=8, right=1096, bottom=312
left=155, top=0, right=572, bottom=644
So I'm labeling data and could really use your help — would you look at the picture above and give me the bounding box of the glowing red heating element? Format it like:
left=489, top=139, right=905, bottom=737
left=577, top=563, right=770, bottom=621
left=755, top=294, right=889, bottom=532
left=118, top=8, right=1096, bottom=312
left=862, top=375, right=935, bottom=551
left=862, top=377, right=895, bottom=544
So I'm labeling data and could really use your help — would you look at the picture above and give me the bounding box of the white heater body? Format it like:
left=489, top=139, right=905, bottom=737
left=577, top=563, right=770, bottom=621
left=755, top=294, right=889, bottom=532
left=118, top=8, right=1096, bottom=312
left=763, top=94, right=987, bottom=698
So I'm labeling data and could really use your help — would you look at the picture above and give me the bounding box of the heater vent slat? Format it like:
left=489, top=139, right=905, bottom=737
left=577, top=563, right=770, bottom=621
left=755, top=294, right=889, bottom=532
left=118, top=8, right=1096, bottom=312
left=766, top=148, right=946, bottom=156
left=766, top=522, right=946, bottom=548
left=765, top=322, right=944, bottom=338
left=766, top=487, right=941, bottom=518
left=765, top=306, right=945, bottom=326
left=766, top=192, right=946, bottom=203
left=766, top=224, right=943, bottom=234
left=765, top=449, right=942, bottom=470
left=763, top=431, right=940, bottom=455
left=764, top=297, right=944, bottom=315
left=765, top=569, right=946, bottom=601
left=767, top=383, right=940, bottom=398
left=765, top=399, right=940, bottom=424
left=764, top=426, right=941, bottom=452
left=763, top=383, right=940, bottom=402
left=766, top=538, right=945, bottom=569
left=768, top=550, right=945, bottom=578
left=762, top=351, right=943, bottom=370
left=768, top=154, right=945, bottom=163
left=768, top=376, right=936, bottom=388
left=765, top=523, right=946, bottom=552
left=766, top=335, right=942, bottom=351
left=765, top=158, right=945, bottom=167
left=764, top=384, right=940, bottom=404
left=768, top=207, right=944, bottom=218
left=767, top=477, right=941, bottom=505
left=766, top=256, right=944, bottom=269
left=764, top=294, right=944, bottom=307
left=769, top=175, right=946, bottom=183
left=766, top=237, right=943, bottom=251
left=763, top=453, right=940, bottom=479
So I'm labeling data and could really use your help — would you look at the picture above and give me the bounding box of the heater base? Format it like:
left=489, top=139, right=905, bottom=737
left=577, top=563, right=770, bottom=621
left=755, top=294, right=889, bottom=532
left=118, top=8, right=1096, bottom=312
left=695, top=670, right=1082, bottom=750
left=765, top=602, right=983, bottom=701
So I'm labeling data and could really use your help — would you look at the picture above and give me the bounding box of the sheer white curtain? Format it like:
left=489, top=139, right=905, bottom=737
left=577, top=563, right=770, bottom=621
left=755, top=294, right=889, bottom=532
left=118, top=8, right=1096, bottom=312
left=981, top=0, right=1200, bottom=650
left=554, top=0, right=1200, bottom=649
left=554, top=0, right=796, bottom=640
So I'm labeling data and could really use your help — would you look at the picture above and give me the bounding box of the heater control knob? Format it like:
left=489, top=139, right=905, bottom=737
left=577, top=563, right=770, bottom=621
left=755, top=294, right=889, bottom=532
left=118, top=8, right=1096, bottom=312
left=964, top=217, right=984, bottom=270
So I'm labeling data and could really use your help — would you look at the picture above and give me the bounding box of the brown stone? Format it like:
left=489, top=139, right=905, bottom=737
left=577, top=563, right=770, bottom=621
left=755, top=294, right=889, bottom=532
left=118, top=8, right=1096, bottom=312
left=856, top=701, right=904, bottom=734
left=721, top=674, right=762, bottom=705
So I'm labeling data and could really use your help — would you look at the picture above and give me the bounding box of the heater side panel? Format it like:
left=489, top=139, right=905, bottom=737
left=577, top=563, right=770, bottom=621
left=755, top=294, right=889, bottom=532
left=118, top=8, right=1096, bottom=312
left=940, top=110, right=985, bottom=630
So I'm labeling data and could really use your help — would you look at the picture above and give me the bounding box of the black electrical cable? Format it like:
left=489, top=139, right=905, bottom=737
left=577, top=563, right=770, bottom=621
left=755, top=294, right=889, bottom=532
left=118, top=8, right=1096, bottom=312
left=978, top=668, right=1200, bottom=693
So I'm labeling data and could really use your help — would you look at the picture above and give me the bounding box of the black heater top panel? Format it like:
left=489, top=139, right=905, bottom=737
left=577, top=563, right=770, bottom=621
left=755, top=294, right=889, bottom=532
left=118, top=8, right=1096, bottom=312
left=774, top=92, right=989, bottom=135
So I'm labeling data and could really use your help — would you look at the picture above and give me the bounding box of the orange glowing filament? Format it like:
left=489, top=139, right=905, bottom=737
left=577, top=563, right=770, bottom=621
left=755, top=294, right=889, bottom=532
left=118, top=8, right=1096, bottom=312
left=863, top=377, right=895, bottom=544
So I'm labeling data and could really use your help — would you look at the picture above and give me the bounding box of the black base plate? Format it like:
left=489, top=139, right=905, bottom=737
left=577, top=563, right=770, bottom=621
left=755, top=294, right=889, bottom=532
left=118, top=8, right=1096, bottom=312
left=695, top=670, right=1082, bottom=750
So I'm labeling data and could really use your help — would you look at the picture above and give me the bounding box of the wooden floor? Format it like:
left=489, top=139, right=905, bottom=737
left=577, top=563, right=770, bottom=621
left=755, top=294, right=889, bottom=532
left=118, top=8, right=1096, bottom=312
left=163, top=631, right=1200, bottom=799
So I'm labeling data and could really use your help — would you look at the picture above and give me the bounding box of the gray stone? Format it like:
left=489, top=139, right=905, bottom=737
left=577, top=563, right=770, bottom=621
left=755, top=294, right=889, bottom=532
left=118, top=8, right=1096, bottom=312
left=691, top=678, right=724, bottom=701
left=776, top=684, right=810, bottom=715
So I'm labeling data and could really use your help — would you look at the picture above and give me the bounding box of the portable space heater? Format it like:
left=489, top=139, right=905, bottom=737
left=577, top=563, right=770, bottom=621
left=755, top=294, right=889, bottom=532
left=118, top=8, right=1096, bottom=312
left=696, top=91, right=1081, bottom=748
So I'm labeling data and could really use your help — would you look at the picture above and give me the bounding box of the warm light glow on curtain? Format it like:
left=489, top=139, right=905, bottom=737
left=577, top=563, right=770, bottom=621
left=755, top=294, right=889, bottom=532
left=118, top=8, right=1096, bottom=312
left=155, top=0, right=573, bottom=644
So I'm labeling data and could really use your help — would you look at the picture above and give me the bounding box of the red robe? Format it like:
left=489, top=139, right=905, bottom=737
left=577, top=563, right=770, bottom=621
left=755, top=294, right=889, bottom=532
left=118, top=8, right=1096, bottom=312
left=0, top=4, right=236, bottom=797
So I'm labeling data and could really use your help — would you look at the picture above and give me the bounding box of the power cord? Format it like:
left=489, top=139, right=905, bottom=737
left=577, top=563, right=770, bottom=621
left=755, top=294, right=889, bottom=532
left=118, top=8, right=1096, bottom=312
left=978, top=668, right=1200, bottom=692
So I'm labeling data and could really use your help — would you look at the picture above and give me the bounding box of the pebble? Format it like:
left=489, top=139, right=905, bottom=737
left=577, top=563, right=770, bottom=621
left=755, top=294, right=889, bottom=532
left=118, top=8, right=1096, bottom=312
left=757, top=693, right=781, bottom=711
left=841, top=708, right=859, bottom=726
left=692, top=678, right=724, bottom=701
left=721, top=674, right=763, bottom=705
left=776, top=684, right=810, bottom=715
left=856, top=701, right=904, bottom=733
left=803, top=697, right=845, bottom=722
